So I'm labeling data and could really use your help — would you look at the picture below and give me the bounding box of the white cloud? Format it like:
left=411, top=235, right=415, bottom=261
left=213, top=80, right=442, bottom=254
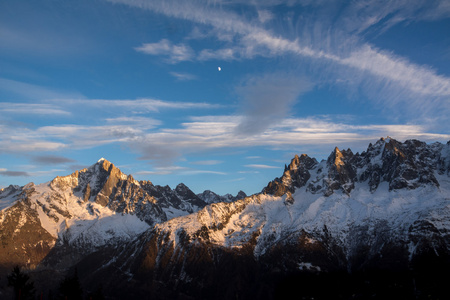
left=169, top=72, right=198, bottom=81
left=257, top=9, right=274, bottom=23
left=0, top=140, right=67, bottom=153
left=127, top=114, right=450, bottom=165
left=0, top=103, right=70, bottom=115
left=190, top=160, right=223, bottom=165
left=1, top=107, right=448, bottom=165
left=135, top=39, right=194, bottom=63
left=135, top=166, right=187, bottom=176
left=338, top=45, right=450, bottom=97
left=198, top=48, right=237, bottom=61
left=105, top=116, right=161, bottom=129
left=182, top=170, right=227, bottom=175
left=134, top=166, right=226, bottom=176
left=245, top=164, right=279, bottom=169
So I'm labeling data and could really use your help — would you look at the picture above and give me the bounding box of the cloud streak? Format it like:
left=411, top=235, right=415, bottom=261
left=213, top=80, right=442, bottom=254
left=169, top=72, right=198, bottom=81
left=0, top=169, right=31, bottom=177
left=245, top=164, right=279, bottom=169
left=31, top=155, right=76, bottom=165
left=58, top=98, right=221, bottom=112
left=0, top=103, right=70, bottom=115
left=135, top=39, right=194, bottom=63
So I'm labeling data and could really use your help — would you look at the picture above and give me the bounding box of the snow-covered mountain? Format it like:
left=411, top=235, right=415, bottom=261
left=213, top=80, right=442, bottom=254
left=1, top=137, right=449, bottom=299
left=78, top=137, right=450, bottom=299
left=0, top=158, right=223, bottom=272
left=197, top=189, right=247, bottom=204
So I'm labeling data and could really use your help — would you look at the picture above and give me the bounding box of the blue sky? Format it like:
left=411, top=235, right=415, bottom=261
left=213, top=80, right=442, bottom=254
left=1, top=0, right=449, bottom=196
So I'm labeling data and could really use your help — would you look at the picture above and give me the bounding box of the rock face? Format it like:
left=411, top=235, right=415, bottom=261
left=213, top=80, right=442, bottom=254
left=197, top=189, right=247, bottom=204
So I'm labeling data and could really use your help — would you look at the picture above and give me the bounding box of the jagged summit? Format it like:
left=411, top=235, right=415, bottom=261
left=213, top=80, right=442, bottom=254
left=264, top=137, right=449, bottom=196
left=197, top=189, right=248, bottom=204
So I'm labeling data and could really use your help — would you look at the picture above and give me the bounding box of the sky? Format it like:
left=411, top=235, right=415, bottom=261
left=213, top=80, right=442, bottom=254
left=1, top=0, right=450, bottom=196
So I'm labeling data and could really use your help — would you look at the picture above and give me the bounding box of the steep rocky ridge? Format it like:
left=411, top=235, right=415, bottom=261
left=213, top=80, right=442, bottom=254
left=264, top=137, right=447, bottom=196
left=197, top=189, right=247, bottom=204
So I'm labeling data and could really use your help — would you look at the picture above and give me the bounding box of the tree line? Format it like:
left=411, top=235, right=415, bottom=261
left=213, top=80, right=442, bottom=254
left=4, top=265, right=104, bottom=300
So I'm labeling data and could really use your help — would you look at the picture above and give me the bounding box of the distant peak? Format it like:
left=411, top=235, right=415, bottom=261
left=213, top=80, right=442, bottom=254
left=378, top=136, right=397, bottom=144
left=176, top=183, right=188, bottom=190
left=95, top=157, right=114, bottom=168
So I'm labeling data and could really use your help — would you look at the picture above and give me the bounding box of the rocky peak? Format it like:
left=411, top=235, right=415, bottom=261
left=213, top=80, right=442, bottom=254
left=89, top=158, right=127, bottom=181
left=266, top=137, right=449, bottom=197
left=197, top=190, right=248, bottom=204
left=286, top=153, right=318, bottom=171
left=0, top=185, right=21, bottom=197
left=175, top=183, right=189, bottom=193
left=325, top=147, right=356, bottom=195
left=439, top=141, right=450, bottom=174
left=264, top=154, right=317, bottom=196
left=175, top=183, right=206, bottom=208
left=364, top=137, right=441, bottom=190
left=235, top=190, right=247, bottom=200
left=197, top=190, right=221, bottom=204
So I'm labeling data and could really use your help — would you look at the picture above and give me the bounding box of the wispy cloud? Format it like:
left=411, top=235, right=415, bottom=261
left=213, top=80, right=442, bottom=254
left=134, top=166, right=226, bottom=176
left=244, top=164, right=279, bottom=169
left=31, top=155, right=76, bottom=165
left=182, top=170, right=227, bottom=175
left=0, top=140, right=67, bottom=154
left=0, top=169, right=31, bottom=177
left=1, top=108, right=449, bottom=168
left=135, top=39, right=194, bottom=63
left=169, top=72, right=198, bottom=81
left=105, top=117, right=161, bottom=130
left=58, top=98, right=221, bottom=112
left=190, top=160, right=223, bottom=165
left=0, top=103, right=70, bottom=115
left=134, top=166, right=187, bottom=176
left=127, top=115, right=450, bottom=164
left=0, top=122, right=146, bottom=154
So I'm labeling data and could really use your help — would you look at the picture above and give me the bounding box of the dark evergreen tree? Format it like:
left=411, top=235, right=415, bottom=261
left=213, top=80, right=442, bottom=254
left=58, top=269, right=83, bottom=300
left=87, top=286, right=105, bottom=300
left=7, top=265, right=35, bottom=300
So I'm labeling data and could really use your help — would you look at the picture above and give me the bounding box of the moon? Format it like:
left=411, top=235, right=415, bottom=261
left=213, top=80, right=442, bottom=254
left=218, top=67, right=221, bottom=71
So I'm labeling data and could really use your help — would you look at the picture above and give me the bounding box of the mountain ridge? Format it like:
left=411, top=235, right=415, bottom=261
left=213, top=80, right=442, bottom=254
left=0, top=158, right=246, bottom=276
left=77, top=137, right=450, bottom=299
left=1, top=137, right=450, bottom=299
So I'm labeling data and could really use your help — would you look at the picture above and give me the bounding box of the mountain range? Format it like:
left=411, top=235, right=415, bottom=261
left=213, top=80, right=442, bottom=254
left=1, top=137, right=449, bottom=299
